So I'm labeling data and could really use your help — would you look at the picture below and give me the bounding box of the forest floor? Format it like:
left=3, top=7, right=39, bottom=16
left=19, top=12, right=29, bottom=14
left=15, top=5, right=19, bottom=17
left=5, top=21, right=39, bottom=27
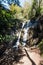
left=13, top=47, right=43, bottom=65
left=0, top=45, right=43, bottom=65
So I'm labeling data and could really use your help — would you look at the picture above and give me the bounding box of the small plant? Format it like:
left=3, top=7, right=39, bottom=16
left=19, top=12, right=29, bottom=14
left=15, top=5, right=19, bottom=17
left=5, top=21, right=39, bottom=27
left=38, top=39, right=43, bottom=56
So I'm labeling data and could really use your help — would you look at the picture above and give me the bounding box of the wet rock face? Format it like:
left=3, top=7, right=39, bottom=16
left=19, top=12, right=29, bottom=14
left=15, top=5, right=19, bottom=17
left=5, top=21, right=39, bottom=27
left=27, top=16, right=43, bottom=46
left=27, top=28, right=39, bottom=46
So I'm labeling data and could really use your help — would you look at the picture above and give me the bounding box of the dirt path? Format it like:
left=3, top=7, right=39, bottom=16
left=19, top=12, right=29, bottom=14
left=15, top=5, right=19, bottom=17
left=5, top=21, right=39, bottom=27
left=13, top=47, right=43, bottom=65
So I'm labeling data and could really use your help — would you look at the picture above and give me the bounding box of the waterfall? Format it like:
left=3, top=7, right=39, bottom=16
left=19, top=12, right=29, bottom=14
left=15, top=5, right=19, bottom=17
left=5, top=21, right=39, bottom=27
left=13, top=21, right=26, bottom=48
left=13, top=20, right=38, bottom=49
left=22, top=20, right=30, bottom=46
left=22, top=28, right=29, bottom=46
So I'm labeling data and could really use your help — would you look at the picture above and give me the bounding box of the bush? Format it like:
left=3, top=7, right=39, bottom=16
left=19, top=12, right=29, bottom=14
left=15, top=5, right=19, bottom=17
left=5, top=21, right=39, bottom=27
left=38, top=39, right=43, bottom=55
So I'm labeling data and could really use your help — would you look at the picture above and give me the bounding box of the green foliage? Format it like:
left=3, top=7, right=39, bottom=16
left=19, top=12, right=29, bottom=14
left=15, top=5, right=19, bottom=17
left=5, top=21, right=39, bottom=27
left=0, top=9, right=13, bottom=28
left=10, top=4, right=22, bottom=19
left=29, top=0, right=43, bottom=19
left=38, top=39, right=43, bottom=55
left=22, top=1, right=31, bottom=19
left=0, top=5, right=23, bottom=43
left=10, top=4, right=22, bottom=13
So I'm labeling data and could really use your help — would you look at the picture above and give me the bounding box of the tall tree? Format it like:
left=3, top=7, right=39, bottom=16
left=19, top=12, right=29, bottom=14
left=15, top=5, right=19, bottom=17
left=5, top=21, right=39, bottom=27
left=30, top=0, right=42, bottom=19
left=23, top=1, right=31, bottom=19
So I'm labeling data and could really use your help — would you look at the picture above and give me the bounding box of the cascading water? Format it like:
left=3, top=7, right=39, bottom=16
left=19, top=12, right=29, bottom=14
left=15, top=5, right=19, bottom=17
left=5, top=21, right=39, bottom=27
left=22, top=20, right=38, bottom=46
left=13, top=20, right=38, bottom=49
left=22, top=28, right=29, bottom=46
left=13, top=21, right=26, bottom=49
